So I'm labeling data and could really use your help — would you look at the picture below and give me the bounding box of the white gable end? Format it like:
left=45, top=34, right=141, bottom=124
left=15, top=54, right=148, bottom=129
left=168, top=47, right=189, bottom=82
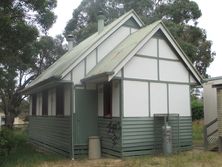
left=124, top=56, right=158, bottom=80
left=137, top=38, right=157, bottom=57
left=98, top=26, right=131, bottom=62
left=159, top=39, right=178, bottom=60
left=62, top=26, right=136, bottom=85
left=72, top=61, right=85, bottom=85
left=190, top=75, right=197, bottom=84
left=159, top=60, right=189, bottom=83
left=86, top=50, right=96, bottom=73
left=122, top=34, right=190, bottom=83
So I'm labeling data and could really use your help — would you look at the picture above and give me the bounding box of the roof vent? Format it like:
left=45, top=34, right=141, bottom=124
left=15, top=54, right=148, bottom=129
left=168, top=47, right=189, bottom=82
left=67, top=34, right=74, bottom=51
left=97, top=11, right=105, bottom=33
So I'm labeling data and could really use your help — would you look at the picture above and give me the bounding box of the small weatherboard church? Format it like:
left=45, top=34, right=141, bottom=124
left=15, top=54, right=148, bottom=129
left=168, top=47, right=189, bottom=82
left=22, top=10, right=202, bottom=158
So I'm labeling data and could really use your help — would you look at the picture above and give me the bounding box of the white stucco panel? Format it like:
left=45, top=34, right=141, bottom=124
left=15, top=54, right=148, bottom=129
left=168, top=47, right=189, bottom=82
left=98, top=84, right=104, bottom=116
left=124, top=56, right=158, bottom=80
left=137, top=38, right=157, bottom=57
left=98, top=26, right=130, bottom=61
left=169, top=84, right=190, bottom=116
left=112, top=80, right=120, bottom=117
left=116, top=70, right=122, bottom=78
left=63, top=72, right=71, bottom=81
left=131, top=28, right=138, bottom=33
left=190, top=75, right=197, bottom=84
left=159, top=39, right=178, bottom=60
left=86, top=50, right=96, bottom=73
left=150, top=83, right=167, bottom=116
left=72, top=61, right=85, bottom=85
left=159, top=60, right=189, bottom=83
left=124, top=80, right=149, bottom=117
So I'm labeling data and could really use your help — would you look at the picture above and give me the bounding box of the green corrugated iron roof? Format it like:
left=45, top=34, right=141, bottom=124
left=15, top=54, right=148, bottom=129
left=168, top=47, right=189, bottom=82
left=27, top=10, right=143, bottom=88
left=83, top=20, right=161, bottom=80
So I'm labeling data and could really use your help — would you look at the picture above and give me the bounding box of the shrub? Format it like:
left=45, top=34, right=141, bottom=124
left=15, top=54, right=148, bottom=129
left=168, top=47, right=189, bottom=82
left=192, top=97, right=204, bottom=120
left=0, top=128, right=16, bottom=164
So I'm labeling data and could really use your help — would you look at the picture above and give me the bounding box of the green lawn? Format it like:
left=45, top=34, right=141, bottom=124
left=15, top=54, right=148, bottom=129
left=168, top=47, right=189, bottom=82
left=192, top=120, right=204, bottom=146
left=2, top=121, right=221, bottom=167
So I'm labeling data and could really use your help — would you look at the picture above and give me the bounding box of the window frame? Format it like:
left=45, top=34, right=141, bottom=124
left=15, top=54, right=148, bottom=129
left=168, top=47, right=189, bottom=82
left=42, top=90, right=48, bottom=116
left=56, top=85, right=64, bottom=116
left=103, top=82, right=112, bottom=118
left=32, top=94, right=37, bottom=116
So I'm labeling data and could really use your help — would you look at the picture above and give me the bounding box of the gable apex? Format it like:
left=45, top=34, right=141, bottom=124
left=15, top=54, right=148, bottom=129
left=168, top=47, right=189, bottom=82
left=25, top=10, right=144, bottom=90
left=83, top=20, right=202, bottom=85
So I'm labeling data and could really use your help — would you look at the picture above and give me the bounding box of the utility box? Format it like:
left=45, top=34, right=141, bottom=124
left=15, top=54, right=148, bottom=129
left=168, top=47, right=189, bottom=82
left=154, top=114, right=179, bottom=154
left=162, top=122, right=172, bottom=155
left=88, top=136, right=101, bottom=160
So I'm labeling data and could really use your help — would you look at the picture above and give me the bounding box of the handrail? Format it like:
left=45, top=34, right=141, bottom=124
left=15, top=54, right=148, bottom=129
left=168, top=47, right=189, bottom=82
left=207, top=129, right=218, bottom=138
left=206, top=118, right=218, bottom=129
left=204, top=118, right=218, bottom=150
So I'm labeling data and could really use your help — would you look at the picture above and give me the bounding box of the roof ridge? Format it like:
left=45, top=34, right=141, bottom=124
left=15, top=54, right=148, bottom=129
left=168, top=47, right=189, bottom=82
left=27, top=10, right=144, bottom=88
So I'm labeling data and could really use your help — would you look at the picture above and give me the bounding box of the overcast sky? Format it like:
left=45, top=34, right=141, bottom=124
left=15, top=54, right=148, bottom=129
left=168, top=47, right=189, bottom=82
left=48, top=0, right=222, bottom=78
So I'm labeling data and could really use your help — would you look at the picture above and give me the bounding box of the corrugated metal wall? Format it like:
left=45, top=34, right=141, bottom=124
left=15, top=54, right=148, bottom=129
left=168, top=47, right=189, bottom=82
left=98, top=117, right=122, bottom=157
left=121, top=117, right=192, bottom=156
left=29, top=116, right=71, bottom=156
left=217, top=89, right=222, bottom=137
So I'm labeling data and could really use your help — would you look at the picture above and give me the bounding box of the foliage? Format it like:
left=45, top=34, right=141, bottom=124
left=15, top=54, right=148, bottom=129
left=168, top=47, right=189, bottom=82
left=191, top=97, right=204, bottom=120
left=65, top=0, right=215, bottom=77
left=0, top=128, right=16, bottom=164
left=0, top=128, right=63, bottom=167
left=0, top=0, right=67, bottom=127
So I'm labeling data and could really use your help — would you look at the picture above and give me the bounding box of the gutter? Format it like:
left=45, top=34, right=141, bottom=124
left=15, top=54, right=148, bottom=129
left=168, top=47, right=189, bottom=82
left=20, top=76, right=61, bottom=94
left=81, top=72, right=114, bottom=83
left=203, top=76, right=222, bottom=83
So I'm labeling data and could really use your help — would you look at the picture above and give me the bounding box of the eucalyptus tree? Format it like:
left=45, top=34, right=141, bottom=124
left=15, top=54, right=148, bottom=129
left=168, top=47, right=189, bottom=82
left=65, top=0, right=215, bottom=77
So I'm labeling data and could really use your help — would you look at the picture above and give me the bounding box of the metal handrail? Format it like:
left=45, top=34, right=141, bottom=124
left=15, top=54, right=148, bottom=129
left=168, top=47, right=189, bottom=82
left=207, top=129, right=218, bottom=138
left=204, top=118, right=218, bottom=150
left=205, top=118, right=218, bottom=129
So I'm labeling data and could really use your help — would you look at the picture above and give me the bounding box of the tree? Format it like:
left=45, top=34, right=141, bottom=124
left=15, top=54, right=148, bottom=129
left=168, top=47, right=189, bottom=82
left=0, top=0, right=67, bottom=127
left=65, top=0, right=215, bottom=77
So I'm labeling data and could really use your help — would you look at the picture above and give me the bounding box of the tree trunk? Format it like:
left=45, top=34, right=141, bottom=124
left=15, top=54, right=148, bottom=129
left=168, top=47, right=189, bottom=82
left=5, top=114, right=15, bottom=128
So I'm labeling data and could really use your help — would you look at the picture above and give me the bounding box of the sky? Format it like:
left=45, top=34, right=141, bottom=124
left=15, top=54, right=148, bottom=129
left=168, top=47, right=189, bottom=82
left=48, top=0, right=222, bottom=78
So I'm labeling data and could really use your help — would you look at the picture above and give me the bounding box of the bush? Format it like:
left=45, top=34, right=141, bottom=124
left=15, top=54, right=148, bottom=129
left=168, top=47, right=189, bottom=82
left=0, top=128, right=15, bottom=156
left=192, top=98, right=203, bottom=121
left=0, top=127, right=28, bottom=166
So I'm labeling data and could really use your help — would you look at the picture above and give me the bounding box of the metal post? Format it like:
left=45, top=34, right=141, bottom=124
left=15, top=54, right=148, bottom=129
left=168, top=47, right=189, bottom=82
left=70, top=84, right=75, bottom=160
left=203, top=126, right=208, bottom=150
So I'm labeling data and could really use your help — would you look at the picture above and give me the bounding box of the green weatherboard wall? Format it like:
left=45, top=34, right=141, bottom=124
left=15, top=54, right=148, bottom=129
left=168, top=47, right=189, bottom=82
left=98, top=117, right=122, bottom=157
left=29, top=116, right=192, bottom=157
left=121, top=116, right=192, bottom=156
left=29, top=116, right=71, bottom=156
left=98, top=116, right=191, bottom=157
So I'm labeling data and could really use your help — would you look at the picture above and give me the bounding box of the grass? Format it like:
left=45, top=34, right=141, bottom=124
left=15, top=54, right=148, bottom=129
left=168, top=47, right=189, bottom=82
left=2, top=120, right=222, bottom=167
left=1, top=128, right=64, bottom=167
left=192, top=120, right=204, bottom=146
